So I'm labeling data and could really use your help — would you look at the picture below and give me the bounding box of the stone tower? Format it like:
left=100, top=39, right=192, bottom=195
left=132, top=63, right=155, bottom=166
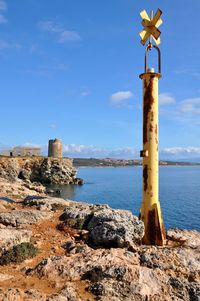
left=48, top=139, right=62, bottom=158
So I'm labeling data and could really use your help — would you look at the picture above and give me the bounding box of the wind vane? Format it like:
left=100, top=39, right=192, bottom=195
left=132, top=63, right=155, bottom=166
left=139, top=9, right=162, bottom=46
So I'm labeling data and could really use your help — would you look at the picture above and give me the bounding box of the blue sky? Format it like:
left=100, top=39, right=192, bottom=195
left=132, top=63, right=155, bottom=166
left=0, top=0, right=200, bottom=160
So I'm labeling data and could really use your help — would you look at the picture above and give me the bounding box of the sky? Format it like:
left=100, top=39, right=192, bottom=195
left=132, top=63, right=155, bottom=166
left=0, top=0, right=200, bottom=160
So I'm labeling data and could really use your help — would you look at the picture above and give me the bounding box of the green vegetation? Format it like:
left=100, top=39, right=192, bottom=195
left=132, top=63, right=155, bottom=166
left=51, top=203, right=68, bottom=211
left=66, top=218, right=85, bottom=230
left=0, top=243, right=38, bottom=265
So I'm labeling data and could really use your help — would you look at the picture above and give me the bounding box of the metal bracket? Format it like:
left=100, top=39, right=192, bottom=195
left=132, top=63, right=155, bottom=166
left=145, top=43, right=161, bottom=74
left=140, top=150, right=149, bottom=158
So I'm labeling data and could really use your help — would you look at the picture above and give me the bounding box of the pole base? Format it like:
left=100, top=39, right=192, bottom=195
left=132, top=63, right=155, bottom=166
left=140, top=202, right=166, bottom=246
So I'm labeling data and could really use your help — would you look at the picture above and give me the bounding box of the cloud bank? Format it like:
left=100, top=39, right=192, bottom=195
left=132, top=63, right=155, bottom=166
left=1, top=143, right=200, bottom=161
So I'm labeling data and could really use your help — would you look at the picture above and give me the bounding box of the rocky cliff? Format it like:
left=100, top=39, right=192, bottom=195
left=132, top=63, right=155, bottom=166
left=0, top=156, right=83, bottom=185
left=0, top=179, right=199, bottom=300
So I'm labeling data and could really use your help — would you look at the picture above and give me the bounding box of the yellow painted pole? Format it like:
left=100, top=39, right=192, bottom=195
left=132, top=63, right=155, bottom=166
left=139, top=67, right=166, bottom=246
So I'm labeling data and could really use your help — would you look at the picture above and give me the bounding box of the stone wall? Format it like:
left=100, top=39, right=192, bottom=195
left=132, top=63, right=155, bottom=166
left=11, top=147, right=41, bottom=157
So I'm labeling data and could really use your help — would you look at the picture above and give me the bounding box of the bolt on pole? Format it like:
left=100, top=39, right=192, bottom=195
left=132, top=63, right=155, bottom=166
left=139, top=9, right=166, bottom=246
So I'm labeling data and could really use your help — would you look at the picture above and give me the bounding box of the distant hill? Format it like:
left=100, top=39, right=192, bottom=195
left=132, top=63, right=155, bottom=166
left=73, top=158, right=200, bottom=167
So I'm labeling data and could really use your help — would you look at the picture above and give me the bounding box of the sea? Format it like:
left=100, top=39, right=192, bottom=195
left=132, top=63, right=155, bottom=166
left=49, top=166, right=200, bottom=231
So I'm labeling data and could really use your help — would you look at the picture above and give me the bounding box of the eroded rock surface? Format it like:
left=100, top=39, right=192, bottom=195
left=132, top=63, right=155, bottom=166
left=167, top=228, right=200, bottom=248
left=59, top=202, right=144, bottom=247
left=0, top=210, right=52, bottom=227
left=88, top=208, right=144, bottom=247
left=23, top=195, right=70, bottom=211
left=29, top=248, right=139, bottom=282
left=0, top=229, right=32, bottom=254
left=28, top=239, right=200, bottom=301
left=0, top=181, right=199, bottom=301
left=0, top=177, right=45, bottom=200
left=0, top=157, right=83, bottom=185
left=0, top=288, right=46, bottom=301
left=48, top=283, right=83, bottom=301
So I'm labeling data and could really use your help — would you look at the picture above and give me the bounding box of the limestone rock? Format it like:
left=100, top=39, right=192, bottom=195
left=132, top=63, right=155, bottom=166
left=48, top=283, right=83, bottom=301
left=0, top=156, right=83, bottom=185
left=188, top=283, right=200, bottom=301
left=23, top=195, right=70, bottom=211
left=0, top=210, right=52, bottom=227
left=28, top=248, right=178, bottom=300
left=24, top=289, right=46, bottom=301
left=59, top=202, right=144, bottom=247
left=88, top=208, right=144, bottom=247
left=59, top=202, right=109, bottom=231
left=60, top=202, right=144, bottom=247
left=0, top=288, right=46, bottom=301
left=0, top=229, right=32, bottom=254
left=0, top=288, right=23, bottom=301
left=167, top=228, right=200, bottom=248
left=0, top=177, right=45, bottom=200
left=73, top=178, right=84, bottom=185
left=29, top=248, right=140, bottom=282
left=60, top=202, right=109, bottom=221
left=0, top=158, right=19, bottom=181
left=34, top=157, right=77, bottom=184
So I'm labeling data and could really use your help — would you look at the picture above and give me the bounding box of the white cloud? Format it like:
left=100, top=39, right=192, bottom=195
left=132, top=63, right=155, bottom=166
left=110, top=91, right=133, bottom=106
left=0, top=142, right=139, bottom=159
left=0, top=0, right=7, bottom=24
left=63, top=145, right=200, bottom=160
left=180, top=98, right=200, bottom=114
left=159, top=93, right=176, bottom=106
left=1, top=142, right=200, bottom=161
left=38, top=21, right=80, bottom=43
left=160, top=147, right=200, bottom=160
left=20, top=142, right=42, bottom=148
left=0, top=40, right=21, bottom=50
left=62, top=144, right=139, bottom=158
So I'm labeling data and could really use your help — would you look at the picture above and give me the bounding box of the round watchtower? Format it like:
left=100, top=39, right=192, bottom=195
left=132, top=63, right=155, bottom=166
left=48, top=139, right=62, bottom=158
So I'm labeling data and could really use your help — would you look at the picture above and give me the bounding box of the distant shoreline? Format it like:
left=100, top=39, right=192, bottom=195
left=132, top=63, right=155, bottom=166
left=75, top=164, right=200, bottom=168
left=73, top=158, right=200, bottom=168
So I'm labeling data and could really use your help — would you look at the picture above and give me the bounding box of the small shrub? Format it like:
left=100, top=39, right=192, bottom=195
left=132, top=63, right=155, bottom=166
left=68, top=218, right=85, bottom=230
left=0, top=243, right=38, bottom=265
left=51, top=203, right=67, bottom=211
left=58, top=218, right=85, bottom=230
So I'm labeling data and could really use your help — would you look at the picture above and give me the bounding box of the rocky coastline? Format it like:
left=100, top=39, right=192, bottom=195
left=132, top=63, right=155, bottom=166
left=0, top=156, right=84, bottom=186
left=0, top=171, right=199, bottom=300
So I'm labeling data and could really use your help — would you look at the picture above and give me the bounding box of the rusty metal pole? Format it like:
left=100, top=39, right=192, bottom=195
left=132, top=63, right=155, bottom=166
left=139, top=45, right=166, bottom=246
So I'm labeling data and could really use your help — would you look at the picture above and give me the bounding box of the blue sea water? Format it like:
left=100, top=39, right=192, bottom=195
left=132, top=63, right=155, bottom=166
left=51, top=167, right=200, bottom=231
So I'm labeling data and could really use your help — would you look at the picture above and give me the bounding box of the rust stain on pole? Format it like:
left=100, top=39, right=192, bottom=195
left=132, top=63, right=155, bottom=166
left=143, top=165, right=148, bottom=192
left=143, top=78, right=155, bottom=144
